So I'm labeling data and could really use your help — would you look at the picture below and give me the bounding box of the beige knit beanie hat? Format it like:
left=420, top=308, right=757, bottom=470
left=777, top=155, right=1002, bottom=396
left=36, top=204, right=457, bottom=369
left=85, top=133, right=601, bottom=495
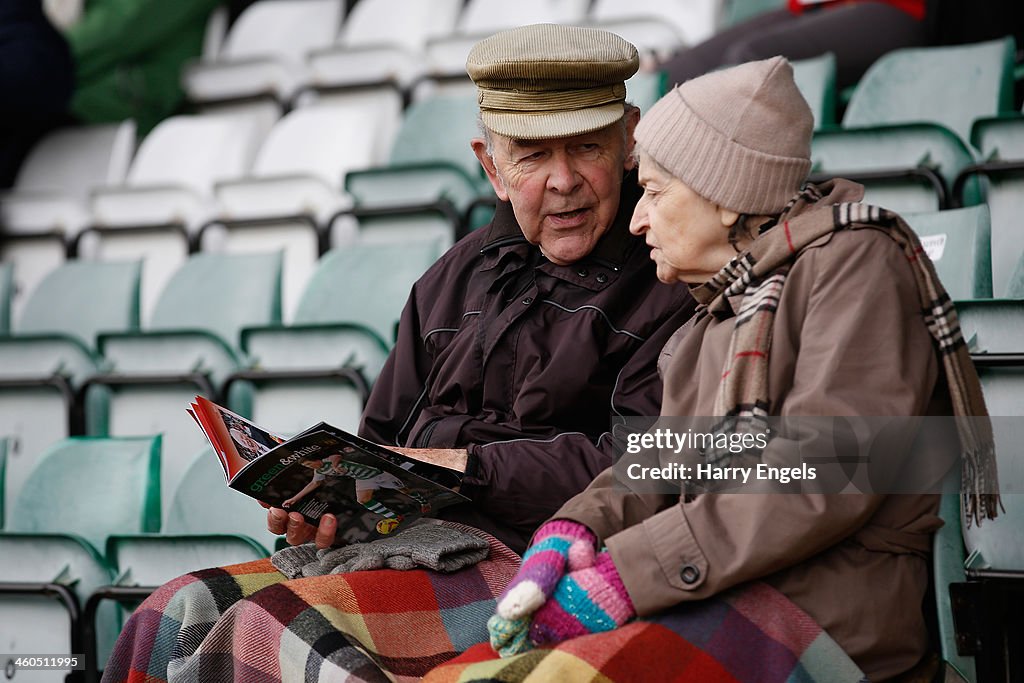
left=635, top=56, right=813, bottom=215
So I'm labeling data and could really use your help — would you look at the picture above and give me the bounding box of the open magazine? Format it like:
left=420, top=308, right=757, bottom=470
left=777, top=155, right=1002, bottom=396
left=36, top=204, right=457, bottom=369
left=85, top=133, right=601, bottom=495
left=187, top=396, right=468, bottom=543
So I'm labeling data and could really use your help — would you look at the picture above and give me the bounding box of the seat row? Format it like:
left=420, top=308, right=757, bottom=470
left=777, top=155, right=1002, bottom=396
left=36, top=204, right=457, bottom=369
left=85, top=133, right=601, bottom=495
left=3, top=338, right=1023, bottom=682
left=0, top=435, right=281, bottom=682
left=0, top=243, right=439, bottom=545
left=186, top=0, right=733, bottom=108
left=3, top=34, right=1019, bottom=326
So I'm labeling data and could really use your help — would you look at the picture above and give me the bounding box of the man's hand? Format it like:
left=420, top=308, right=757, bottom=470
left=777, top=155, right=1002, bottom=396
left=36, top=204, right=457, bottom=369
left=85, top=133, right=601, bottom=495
left=267, top=507, right=338, bottom=549
left=389, top=447, right=469, bottom=473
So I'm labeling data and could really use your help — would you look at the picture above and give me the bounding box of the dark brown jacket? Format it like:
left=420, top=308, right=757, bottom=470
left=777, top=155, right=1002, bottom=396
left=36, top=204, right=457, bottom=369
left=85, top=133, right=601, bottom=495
left=360, top=174, right=696, bottom=553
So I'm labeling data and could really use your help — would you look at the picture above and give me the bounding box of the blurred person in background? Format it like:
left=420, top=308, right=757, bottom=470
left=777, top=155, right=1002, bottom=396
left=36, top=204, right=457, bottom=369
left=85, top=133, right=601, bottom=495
left=0, top=0, right=74, bottom=188
left=661, top=0, right=1022, bottom=96
left=661, top=0, right=929, bottom=92
left=44, top=0, right=220, bottom=135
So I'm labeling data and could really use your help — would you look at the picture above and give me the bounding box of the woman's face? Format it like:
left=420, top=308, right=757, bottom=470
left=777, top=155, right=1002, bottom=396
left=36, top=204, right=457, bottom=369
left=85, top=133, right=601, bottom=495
left=630, top=153, right=739, bottom=285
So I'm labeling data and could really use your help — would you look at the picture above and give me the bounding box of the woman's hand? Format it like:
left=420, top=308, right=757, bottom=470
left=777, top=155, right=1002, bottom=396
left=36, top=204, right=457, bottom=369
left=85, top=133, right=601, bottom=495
left=495, top=520, right=597, bottom=620
left=529, top=549, right=635, bottom=646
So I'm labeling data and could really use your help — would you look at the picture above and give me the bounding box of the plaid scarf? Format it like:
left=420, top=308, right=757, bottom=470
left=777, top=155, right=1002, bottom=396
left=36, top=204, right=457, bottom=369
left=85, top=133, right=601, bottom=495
left=690, top=179, right=1000, bottom=525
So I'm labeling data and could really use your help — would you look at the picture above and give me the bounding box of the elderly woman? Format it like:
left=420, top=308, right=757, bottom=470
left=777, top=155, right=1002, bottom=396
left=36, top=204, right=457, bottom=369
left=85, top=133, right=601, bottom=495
left=465, top=57, right=999, bottom=683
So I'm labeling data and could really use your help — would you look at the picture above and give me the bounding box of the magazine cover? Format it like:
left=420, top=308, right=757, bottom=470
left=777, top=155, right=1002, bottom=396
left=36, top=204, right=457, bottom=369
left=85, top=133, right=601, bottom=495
left=188, top=397, right=468, bottom=543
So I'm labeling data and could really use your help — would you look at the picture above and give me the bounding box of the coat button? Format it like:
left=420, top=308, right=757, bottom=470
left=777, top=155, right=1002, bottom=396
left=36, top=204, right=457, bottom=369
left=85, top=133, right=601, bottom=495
left=679, top=564, right=700, bottom=584
left=577, top=268, right=589, bottom=277
left=522, top=297, right=533, bottom=305
left=595, top=273, right=608, bottom=284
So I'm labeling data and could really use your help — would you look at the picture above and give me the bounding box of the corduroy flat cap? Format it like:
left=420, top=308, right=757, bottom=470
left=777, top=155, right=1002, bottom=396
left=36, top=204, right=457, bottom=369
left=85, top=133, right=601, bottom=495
left=467, top=24, right=639, bottom=140
left=635, top=56, right=813, bottom=215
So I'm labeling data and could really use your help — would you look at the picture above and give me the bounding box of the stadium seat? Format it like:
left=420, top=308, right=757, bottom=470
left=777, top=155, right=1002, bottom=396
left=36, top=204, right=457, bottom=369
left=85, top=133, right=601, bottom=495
left=0, top=121, right=136, bottom=323
left=791, top=52, right=837, bottom=130
left=810, top=123, right=980, bottom=213
left=343, top=93, right=488, bottom=217
left=956, top=255, right=1024, bottom=365
left=328, top=205, right=461, bottom=253
left=811, top=38, right=1016, bottom=213
left=626, top=70, right=669, bottom=114
left=200, top=3, right=229, bottom=61
left=0, top=435, right=161, bottom=679
left=842, top=37, right=1016, bottom=145
left=933, top=492, right=978, bottom=682
left=0, top=437, right=7, bottom=528
left=305, top=0, right=461, bottom=92
left=0, top=262, right=12, bottom=334
left=80, top=114, right=265, bottom=324
left=719, top=0, right=787, bottom=27
left=954, top=114, right=1024, bottom=296
left=234, top=242, right=441, bottom=435
left=423, top=0, right=591, bottom=78
left=0, top=261, right=141, bottom=526
left=950, top=361, right=1024, bottom=681
left=182, top=0, right=343, bottom=105
left=586, top=0, right=721, bottom=59
left=902, top=205, right=992, bottom=301
left=205, top=100, right=387, bottom=320
left=83, top=252, right=282, bottom=515
left=104, top=448, right=274, bottom=593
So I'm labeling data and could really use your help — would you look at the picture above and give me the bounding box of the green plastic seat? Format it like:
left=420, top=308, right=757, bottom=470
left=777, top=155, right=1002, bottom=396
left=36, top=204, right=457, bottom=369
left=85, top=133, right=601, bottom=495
left=6, top=259, right=141, bottom=384
left=0, top=262, right=12, bottom=335
left=235, top=242, right=440, bottom=436
left=344, top=94, right=490, bottom=214
left=933, top=492, right=977, bottom=682
left=817, top=38, right=1015, bottom=213
left=791, top=52, right=837, bottom=130
left=0, top=437, right=6, bottom=528
left=955, top=252, right=1024, bottom=357
left=86, top=252, right=282, bottom=518
left=947, top=364, right=1024, bottom=678
left=0, top=435, right=160, bottom=674
left=626, top=70, right=668, bottom=114
left=0, top=261, right=141, bottom=526
left=107, top=448, right=273, bottom=593
left=719, top=0, right=787, bottom=27
left=843, top=37, right=1016, bottom=144
left=811, top=123, right=982, bottom=212
left=958, top=115, right=1024, bottom=296
left=963, top=365, right=1024, bottom=571
left=902, top=205, right=992, bottom=301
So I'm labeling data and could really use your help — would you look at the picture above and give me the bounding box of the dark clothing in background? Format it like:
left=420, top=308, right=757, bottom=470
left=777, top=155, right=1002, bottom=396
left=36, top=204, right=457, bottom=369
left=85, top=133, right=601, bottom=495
left=359, top=172, right=696, bottom=553
left=663, top=2, right=928, bottom=92
left=0, top=0, right=74, bottom=188
left=925, top=0, right=1023, bottom=48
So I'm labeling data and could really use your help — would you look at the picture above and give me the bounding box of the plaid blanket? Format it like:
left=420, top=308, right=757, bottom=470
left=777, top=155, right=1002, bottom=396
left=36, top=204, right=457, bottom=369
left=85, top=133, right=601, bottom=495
left=101, top=527, right=520, bottom=683
left=102, top=529, right=864, bottom=683
left=424, top=582, right=867, bottom=683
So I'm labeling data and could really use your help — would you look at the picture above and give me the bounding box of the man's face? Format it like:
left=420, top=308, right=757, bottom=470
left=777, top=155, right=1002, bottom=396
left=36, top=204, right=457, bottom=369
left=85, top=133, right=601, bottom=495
left=472, top=113, right=638, bottom=265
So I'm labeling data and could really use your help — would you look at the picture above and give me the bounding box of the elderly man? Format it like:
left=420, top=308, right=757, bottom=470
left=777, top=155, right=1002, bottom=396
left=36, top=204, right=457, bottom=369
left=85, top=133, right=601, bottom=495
left=271, top=24, right=695, bottom=555
left=100, top=25, right=693, bottom=683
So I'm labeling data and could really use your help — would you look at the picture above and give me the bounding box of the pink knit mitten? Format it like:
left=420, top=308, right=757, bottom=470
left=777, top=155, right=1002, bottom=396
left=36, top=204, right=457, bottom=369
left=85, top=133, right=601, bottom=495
left=528, top=549, right=635, bottom=646
left=495, top=519, right=596, bottom=620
